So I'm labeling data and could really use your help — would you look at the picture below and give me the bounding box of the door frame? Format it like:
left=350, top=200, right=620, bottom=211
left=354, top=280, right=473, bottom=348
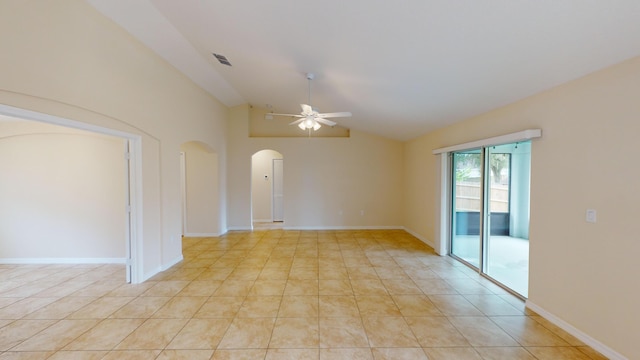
left=434, top=129, right=541, bottom=299
left=0, top=104, right=143, bottom=283
left=179, top=151, right=187, bottom=235
left=447, top=146, right=514, bottom=297
left=434, top=129, right=541, bottom=251
left=272, top=158, right=284, bottom=222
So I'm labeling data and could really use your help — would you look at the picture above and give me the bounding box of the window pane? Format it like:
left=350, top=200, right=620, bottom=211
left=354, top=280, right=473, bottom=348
left=451, top=150, right=482, bottom=268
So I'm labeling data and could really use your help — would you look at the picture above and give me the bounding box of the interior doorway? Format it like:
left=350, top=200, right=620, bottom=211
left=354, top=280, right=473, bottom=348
left=251, top=149, right=284, bottom=228
left=0, top=104, right=140, bottom=283
left=450, top=141, right=531, bottom=297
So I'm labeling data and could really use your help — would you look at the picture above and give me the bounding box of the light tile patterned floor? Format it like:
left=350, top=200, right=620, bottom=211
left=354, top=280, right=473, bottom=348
left=0, top=230, right=607, bottom=359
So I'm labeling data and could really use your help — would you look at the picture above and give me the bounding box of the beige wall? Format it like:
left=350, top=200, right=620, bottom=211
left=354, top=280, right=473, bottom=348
left=0, top=120, right=126, bottom=260
left=0, top=0, right=228, bottom=280
left=229, top=105, right=404, bottom=230
left=404, top=56, right=640, bottom=359
left=181, top=142, right=221, bottom=236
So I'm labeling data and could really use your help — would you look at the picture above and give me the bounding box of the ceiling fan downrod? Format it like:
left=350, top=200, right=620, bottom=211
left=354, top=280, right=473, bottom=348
left=306, top=72, right=314, bottom=107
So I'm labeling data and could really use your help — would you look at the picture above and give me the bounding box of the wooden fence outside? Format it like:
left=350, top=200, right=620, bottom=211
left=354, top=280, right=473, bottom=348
left=455, top=182, right=508, bottom=212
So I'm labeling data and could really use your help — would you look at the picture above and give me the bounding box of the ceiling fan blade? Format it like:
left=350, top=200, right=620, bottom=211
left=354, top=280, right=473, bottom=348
left=315, top=118, right=337, bottom=127
left=300, top=104, right=314, bottom=115
left=289, top=118, right=305, bottom=125
left=316, top=112, right=352, bottom=118
left=270, top=113, right=303, bottom=117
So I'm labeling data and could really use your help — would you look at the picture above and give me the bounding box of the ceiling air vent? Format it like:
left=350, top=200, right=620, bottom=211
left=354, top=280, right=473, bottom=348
left=212, top=53, right=232, bottom=66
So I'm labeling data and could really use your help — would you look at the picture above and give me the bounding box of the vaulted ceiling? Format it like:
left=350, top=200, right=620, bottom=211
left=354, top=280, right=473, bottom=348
left=88, top=0, right=640, bottom=140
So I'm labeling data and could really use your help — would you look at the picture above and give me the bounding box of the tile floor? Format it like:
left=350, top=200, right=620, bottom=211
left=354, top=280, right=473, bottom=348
left=0, top=230, right=607, bottom=359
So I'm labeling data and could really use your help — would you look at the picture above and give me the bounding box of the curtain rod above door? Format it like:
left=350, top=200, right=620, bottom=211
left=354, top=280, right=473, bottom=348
left=432, top=129, right=542, bottom=155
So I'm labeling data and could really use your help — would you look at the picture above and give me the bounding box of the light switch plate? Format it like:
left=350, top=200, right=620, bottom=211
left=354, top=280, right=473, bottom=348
left=586, top=209, right=597, bottom=223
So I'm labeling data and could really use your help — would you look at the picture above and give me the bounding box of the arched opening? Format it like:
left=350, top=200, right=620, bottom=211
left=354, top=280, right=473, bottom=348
left=0, top=107, right=139, bottom=283
left=180, top=141, right=221, bottom=236
left=251, top=149, right=284, bottom=229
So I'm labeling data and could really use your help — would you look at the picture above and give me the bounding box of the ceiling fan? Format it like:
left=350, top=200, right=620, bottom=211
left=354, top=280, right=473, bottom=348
left=269, top=73, right=352, bottom=131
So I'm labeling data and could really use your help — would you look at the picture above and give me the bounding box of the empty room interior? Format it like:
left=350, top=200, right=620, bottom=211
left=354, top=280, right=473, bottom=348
left=1, top=1, right=639, bottom=359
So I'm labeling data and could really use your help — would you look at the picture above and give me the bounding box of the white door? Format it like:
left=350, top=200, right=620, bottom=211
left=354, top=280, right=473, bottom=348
left=273, top=159, right=284, bottom=222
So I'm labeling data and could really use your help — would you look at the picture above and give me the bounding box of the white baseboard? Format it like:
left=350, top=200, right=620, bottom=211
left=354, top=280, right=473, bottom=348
left=143, top=266, right=162, bottom=282
left=227, top=226, right=252, bottom=231
left=141, top=255, right=185, bottom=282
left=183, top=232, right=220, bottom=237
left=402, top=227, right=436, bottom=249
left=161, top=255, right=184, bottom=272
left=283, top=225, right=404, bottom=231
left=526, top=300, right=627, bottom=360
left=0, top=258, right=126, bottom=264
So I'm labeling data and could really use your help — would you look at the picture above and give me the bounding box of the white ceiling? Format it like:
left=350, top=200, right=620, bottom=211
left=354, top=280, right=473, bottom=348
left=87, top=0, right=640, bottom=141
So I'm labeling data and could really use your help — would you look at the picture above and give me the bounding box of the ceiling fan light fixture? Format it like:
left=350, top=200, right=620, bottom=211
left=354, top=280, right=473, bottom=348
left=304, top=118, right=315, bottom=128
left=298, top=118, right=322, bottom=131
left=269, top=73, right=351, bottom=133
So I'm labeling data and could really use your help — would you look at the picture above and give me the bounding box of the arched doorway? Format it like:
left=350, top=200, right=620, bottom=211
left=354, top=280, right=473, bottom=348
left=0, top=105, right=140, bottom=283
left=251, top=149, right=283, bottom=229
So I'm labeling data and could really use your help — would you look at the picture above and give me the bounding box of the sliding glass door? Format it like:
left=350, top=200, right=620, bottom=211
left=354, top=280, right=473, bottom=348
left=451, top=149, right=482, bottom=268
left=450, top=142, right=531, bottom=297
left=485, top=142, right=531, bottom=296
